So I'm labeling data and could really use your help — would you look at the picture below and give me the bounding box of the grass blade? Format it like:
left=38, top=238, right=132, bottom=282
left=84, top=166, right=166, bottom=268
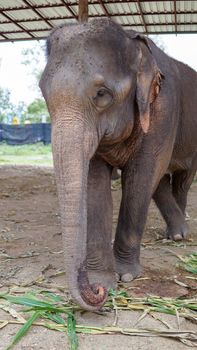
left=1, top=288, right=196, bottom=349
left=67, top=313, right=78, bottom=350
left=5, top=310, right=41, bottom=350
left=43, top=312, right=66, bottom=325
left=176, top=252, right=197, bottom=274
left=1, top=295, right=66, bottom=313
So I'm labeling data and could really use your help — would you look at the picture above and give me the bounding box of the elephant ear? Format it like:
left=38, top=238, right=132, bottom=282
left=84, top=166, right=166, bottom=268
left=132, top=33, right=164, bottom=133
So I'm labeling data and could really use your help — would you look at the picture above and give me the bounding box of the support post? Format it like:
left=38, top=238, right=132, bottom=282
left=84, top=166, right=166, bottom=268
left=78, top=0, right=88, bottom=23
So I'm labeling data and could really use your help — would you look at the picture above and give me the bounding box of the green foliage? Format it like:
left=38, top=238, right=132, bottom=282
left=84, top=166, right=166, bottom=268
left=0, top=288, right=197, bottom=349
left=0, top=87, right=29, bottom=123
left=6, top=311, right=41, bottom=350
left=67, top=313, right=78, bottom=350
left=21, top=43, right=45, bottom=79
left=0, top=43, right=47, bottom=124
left=25, top=98, right=49, bottom=123
left=177, top=252, right=197, bottom=274
left=0, top=87, right=15, bottom=122
left=21, top=42, right=46, bottom=96
left=1, top=292, right=78, bottom=350
left=27, top=98, right=46, bottom=115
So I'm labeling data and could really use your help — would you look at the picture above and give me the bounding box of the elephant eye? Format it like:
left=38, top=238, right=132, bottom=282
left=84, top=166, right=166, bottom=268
left=93, top=88, right=113, bottom=109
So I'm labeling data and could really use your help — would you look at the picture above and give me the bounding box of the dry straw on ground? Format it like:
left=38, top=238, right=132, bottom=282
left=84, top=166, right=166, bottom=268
left=0, top=285, right=196, bottom=350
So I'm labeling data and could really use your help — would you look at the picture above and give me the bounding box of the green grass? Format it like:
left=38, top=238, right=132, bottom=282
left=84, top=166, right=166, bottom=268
left=0, top=143, right=52, bottom=166
left=177, top=252, right=197, bottom=274
left=0, top=288, right=197, bottom=349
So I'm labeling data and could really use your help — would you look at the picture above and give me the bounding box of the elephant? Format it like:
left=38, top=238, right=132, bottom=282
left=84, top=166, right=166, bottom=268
left=40, top=18, right=197, bottom=311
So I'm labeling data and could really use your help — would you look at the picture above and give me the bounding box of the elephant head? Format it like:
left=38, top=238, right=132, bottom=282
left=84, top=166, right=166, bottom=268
left=40, top=18, right=163, bottom=311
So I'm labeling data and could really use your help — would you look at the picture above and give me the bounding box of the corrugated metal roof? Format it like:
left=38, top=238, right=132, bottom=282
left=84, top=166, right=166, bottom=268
left=0, top=1, right=196, bottom=42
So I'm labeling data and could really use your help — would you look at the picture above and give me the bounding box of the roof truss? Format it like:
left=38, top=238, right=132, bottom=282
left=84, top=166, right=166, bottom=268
left=0, top=0, right=196, bottom=42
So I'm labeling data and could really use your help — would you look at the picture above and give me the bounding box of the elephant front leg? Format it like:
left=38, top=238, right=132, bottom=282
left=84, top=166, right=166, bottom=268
left=113, top=157, right=155, bottom=283
left=87, top=157, right=116, bottom=289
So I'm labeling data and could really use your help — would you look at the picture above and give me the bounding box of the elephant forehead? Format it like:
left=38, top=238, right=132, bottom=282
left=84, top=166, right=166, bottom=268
left=47, top=18, right=138, bottom=64
left=47, top=35, right=137, bottom=81
left=49, top=18, right=121, bottom=44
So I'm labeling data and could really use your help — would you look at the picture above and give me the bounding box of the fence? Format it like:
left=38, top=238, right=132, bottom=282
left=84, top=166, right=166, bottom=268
left=0, top=123, right=51, bottom=145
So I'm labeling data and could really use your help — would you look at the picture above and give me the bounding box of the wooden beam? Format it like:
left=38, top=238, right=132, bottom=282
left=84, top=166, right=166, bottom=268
left=78, top=0, right=88, bottom=23
left=3, top=21, right=195, bottom=36
left=22, top=0, right=53, bottom=29
left=0, top=11, right=196, bottom=24
left=173, top=0, right=178, bottom=34
left=98, top=0, right=110, bottom=17
left=1, top=30, right=197, bottom=43
left=60, top=0, right=78, bottom=20
left=0, top=9, right=35, bottom=38
left=137, top=0, right=148, bottom=34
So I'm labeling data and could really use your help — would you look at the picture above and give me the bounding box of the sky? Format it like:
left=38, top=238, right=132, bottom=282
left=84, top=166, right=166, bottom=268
left=0, top=34, right=197, bottom=106
left=0, top=40, right=46, bottom=105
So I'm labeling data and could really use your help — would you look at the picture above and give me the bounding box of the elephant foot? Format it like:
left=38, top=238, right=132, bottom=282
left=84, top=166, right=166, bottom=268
left=115, top=260, right=143, bottom=283
left=87, top=269, right=117, bottom=290
left=166, top=222, right=189, bottom=241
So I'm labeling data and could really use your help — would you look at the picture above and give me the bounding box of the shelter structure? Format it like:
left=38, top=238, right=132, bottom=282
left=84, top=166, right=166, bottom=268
left=0, top=0, right=196, bottom=42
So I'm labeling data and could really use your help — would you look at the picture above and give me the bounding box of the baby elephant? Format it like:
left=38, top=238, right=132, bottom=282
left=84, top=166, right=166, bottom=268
left=40, top=19, right=197, bottom=311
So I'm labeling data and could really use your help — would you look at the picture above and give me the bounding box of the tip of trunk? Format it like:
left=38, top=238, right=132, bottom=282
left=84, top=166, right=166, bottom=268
left=77, top=265, right=108, bottom=310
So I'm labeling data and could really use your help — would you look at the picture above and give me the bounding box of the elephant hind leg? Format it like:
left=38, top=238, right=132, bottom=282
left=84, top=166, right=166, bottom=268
left=153, top=174, right=189, bottom=241
left=172, top=155, right=197, bottom=215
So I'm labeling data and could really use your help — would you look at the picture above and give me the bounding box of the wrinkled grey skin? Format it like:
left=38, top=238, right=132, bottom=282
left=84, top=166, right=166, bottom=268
left=40, top=19, right=197, bottom=311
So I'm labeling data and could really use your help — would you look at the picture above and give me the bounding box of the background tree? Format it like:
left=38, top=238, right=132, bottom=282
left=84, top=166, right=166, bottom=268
left=21, top=42, right=49, bottom=123
left=25, top=98, right=49, bottom=123
left=0, top=87, right=29, bottom=124
left=21, top=42, right=46, bottom=96
left=0, top=87, right=15, bottom=122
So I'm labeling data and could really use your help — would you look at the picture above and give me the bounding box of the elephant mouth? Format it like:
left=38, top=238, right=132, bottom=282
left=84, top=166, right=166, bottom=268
left=97, top=121, right=142, bottom=168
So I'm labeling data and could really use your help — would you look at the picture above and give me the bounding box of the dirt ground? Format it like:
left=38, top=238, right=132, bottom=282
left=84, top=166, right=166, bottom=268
left=0, top=165, right=196, bottom=350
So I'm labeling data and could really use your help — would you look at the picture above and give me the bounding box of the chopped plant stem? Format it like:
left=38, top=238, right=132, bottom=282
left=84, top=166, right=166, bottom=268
left=134, top=309, right=150, bottom=327
left=176, top=252, right=197, bottom=274
left=150, top=313, right=171, bottom=329
left=0, top=320, right=8, bottom=329
left=175, top=309, right=180, bottom=329
left=174, top=279, right=188, bottom=288
left=0, top=288, right=196, bottom=349
left=112, top=296, right=118, bottom=326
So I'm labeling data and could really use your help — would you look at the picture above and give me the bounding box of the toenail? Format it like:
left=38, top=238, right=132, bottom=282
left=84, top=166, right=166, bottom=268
left=173, top=233, right=183, bottom=241
left=121, top=273, right=134, bottom=282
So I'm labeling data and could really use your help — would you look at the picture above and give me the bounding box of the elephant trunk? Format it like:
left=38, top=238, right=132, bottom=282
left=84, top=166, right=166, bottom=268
left=52, top=112, right=107, bottom=311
